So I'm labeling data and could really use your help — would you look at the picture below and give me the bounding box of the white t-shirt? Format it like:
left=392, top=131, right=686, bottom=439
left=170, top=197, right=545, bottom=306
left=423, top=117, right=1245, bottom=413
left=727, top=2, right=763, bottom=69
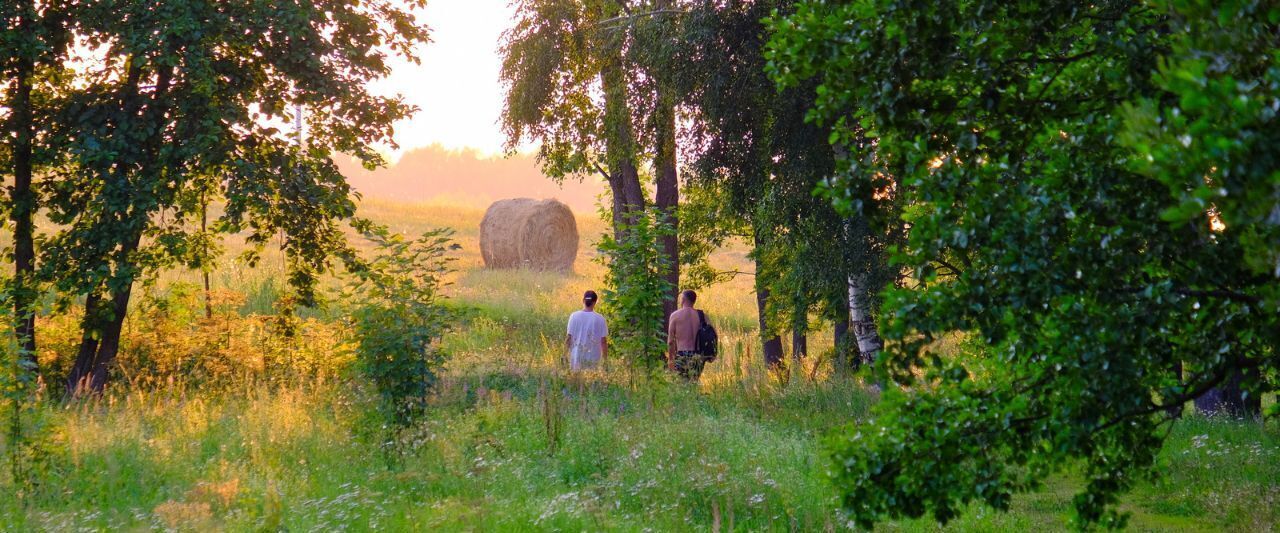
left=566, top=310, right=608, bottom=370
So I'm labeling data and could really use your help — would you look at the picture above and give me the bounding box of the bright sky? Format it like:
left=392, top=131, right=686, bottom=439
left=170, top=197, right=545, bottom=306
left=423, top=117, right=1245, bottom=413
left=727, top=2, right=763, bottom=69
left=374, top=0, right=516, bottom=160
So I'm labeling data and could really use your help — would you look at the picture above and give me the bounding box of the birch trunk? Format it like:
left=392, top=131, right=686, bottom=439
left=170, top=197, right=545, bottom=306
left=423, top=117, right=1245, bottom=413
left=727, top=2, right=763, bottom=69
left=848, top=273, right=882, bottom=366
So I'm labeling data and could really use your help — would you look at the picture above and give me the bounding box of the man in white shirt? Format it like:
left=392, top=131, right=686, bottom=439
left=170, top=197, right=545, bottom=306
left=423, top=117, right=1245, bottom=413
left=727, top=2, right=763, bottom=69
left=565, top=290, right=608, bottom=371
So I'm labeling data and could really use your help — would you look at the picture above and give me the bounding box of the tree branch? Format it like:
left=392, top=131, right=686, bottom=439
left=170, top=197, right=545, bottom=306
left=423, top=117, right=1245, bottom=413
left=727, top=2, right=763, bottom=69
left=933, top=258, right=964, bottom=277
left=594, top=9, right=684, bottom=28
left=1115, top=286, right=1261, bottom=305
left=592, top=162, right=612, bottom=183
left=1007, top=48, right=1099, bottom=66
left=1172, top=288, right=1261, bottom=305
left=1095, top=355, right=1265, bottom=433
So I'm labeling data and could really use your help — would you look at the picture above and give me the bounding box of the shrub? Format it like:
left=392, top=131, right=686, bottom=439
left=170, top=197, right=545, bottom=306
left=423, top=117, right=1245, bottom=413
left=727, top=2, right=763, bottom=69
left=345, top=226, right=456, bottom=430
left=597, top=209, right=674, bottom=377
left=0, top=285, right=48, bottom=500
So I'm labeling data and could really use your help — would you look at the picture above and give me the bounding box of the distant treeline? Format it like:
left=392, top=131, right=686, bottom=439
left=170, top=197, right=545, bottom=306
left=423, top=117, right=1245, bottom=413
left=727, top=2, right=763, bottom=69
left=336, top=145, right=605, bottom=213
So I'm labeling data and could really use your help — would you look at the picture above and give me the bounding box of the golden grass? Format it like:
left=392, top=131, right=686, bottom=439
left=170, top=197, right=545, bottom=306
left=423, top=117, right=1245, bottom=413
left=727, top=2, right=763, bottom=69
left=2, top=197, right=1272, bottom=532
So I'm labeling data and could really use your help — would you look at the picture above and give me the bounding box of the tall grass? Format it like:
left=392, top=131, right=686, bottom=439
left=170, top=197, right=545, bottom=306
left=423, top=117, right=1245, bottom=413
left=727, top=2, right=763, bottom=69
left=0, top=199, right=1276, bottom=531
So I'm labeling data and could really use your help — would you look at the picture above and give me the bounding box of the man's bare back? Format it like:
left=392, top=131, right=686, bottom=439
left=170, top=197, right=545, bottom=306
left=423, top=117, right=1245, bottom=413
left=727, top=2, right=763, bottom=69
left=668, top=306, right=700, bottom=352
left=667, top=290, right=709, bottom=380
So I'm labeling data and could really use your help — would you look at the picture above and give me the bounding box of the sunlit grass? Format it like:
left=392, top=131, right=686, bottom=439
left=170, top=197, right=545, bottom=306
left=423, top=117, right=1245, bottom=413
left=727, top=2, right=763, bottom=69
left=0, top=198, right=1275, bottom=531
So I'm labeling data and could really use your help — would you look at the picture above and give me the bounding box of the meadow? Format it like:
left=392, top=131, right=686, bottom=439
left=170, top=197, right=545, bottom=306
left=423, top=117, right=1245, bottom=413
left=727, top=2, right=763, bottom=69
left=0, top=200, right=1276, bottom=532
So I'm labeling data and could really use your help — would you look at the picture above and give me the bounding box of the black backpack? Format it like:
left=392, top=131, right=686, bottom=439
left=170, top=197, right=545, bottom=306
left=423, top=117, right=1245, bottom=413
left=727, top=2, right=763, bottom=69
left=695, top=310, right=718, bottom=362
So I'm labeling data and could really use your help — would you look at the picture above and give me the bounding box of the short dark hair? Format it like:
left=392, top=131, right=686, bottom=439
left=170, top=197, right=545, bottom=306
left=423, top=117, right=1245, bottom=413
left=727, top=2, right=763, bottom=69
left=681, top=290, right=697, bottom=304
left=583, top=290, right=598, bottom=306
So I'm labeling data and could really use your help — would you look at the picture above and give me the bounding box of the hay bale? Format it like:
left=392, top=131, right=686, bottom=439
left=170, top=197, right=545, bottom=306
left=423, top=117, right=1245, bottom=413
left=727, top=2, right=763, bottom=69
left=480, top=198, right=579, bottom=272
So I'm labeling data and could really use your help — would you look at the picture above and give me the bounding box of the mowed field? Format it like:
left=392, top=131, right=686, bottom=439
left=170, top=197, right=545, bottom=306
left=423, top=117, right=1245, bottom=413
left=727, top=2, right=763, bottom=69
left=0, top=199, right=1277, bottom=531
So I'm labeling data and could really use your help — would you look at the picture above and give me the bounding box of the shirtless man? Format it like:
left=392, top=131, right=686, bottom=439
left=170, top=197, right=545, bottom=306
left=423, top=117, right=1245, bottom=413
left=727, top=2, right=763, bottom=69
left=667, top=290, right=706, bottom=381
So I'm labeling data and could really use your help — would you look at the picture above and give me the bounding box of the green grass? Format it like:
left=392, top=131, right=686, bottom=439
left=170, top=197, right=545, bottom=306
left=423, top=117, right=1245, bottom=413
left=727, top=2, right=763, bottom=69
left=0, top=199, right=1276, bottom=531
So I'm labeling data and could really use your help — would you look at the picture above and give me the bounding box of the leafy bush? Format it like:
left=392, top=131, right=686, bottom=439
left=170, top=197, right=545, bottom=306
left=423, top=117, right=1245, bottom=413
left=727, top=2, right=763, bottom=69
left=345, top=226, right=456, bottom=429
left=597, top=209, right=674, bottom=376
left=0, top=284, right=54, bottom=501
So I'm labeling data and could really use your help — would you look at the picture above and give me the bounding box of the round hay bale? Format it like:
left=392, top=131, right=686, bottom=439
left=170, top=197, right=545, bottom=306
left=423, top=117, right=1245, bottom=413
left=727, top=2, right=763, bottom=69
left=480, top=198, right=579, bottom=272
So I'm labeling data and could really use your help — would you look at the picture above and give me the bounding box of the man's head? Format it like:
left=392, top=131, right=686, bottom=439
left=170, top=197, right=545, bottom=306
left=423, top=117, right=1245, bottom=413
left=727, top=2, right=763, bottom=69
left=583, top=290, right=598, bottom=309
left=680, top=290, right=697, bottom=308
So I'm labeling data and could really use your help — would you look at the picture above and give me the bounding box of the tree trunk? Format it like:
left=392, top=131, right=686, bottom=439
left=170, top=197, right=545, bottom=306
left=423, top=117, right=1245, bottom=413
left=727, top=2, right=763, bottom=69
left=8, top=7, right=39, bottom=371
left=1194, top=368, right=1261, bottom=418
left=67, top=292, right=104, bottom=394
left=600, top=48, right=645, bottom=238
left=649, top=0, right=680, bottom=331
left=67, top=60, right=171, bottom=395
left=843, top=214, right=883, bottom=367
left=1166, top=360, right=1184, bottom=419
left=608, top=162, right=645, bottom=232
left=753, top=258, right=784, bottom=367
left=203, top=273, right=213, bottom=319
left=67, top=250, right=140, bottom=395
left=202, top=200, right=213, bottom=319
left=751, top=231, right=784, bottom=367
left=833, top=319, right=850, bottom=369
left=791, top=298, right=809, bottom=363
left=833, top=320, right=849, bottom=347
left=848, top=273, right=882, bottom=367
left=89, top=286, right=133, bottom=391
left=654, top=87, right=680, bottom=330
left=791, top=330, right=807, bottom=360
left=756, top=287, right=784, bottom=368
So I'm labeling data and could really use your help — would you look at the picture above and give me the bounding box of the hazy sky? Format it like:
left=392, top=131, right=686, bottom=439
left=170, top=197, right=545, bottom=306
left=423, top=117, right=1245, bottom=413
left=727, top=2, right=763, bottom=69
left=374, top=0, right=516, bottom=159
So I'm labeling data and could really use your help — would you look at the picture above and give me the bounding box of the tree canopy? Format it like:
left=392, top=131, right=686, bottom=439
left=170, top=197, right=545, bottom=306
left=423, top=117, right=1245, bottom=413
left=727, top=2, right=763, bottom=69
left=769, top=0, right=1278, bottom=528
left=675, top=0, right=893, bottom=367
left=1, top=0, right=430, bottom=392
